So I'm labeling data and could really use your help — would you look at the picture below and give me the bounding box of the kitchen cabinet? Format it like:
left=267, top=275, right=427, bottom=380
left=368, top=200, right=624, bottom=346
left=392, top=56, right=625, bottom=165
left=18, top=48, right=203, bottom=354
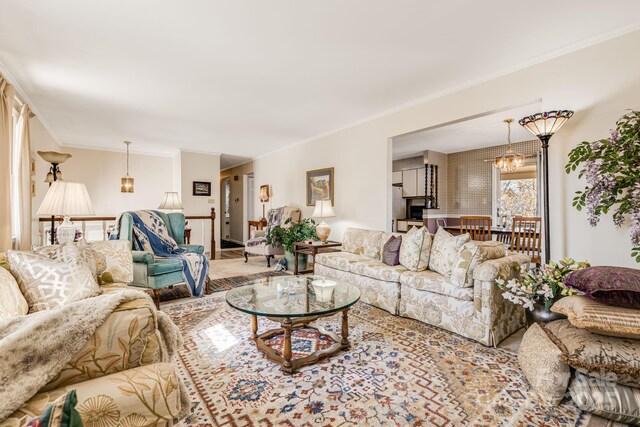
left=392, top=171, right=403, bottom=185
left=402, top=169, right=418, bottom=198
left=417, top=167, right=426, bottom=197
left=396, top=219, right=424, bottom=233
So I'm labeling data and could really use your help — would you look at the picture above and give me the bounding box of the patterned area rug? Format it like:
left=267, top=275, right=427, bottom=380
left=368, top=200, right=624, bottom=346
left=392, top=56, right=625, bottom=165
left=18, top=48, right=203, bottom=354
left=164, top=293, right=592, bottom=426
left=157, top=271, right=289, bottom=302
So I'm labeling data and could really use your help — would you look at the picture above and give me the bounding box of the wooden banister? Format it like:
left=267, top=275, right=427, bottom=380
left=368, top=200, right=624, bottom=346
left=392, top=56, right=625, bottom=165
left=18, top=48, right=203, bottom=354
left=38, top=208, right=217, bottom=260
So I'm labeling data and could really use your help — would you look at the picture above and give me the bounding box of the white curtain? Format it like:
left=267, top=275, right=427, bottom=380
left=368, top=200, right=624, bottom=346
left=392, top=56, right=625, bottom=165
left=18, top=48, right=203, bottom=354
left=13, top=104, right=32, bottom=249
left=0, top=75, right=14, bottom=252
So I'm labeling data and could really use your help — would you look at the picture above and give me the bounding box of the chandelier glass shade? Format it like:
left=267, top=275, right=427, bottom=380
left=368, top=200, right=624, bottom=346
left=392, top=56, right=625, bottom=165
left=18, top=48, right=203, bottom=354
left=494, top=119, right=525, bottom=173
left=121, top=140, right=134, bottom=193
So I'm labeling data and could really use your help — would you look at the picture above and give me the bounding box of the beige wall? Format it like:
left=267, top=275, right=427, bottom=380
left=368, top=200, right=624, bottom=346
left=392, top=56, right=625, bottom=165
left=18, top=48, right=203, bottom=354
left=253, top=30, right=640, bottom=267
left=220, top=162, right=253, bottom=243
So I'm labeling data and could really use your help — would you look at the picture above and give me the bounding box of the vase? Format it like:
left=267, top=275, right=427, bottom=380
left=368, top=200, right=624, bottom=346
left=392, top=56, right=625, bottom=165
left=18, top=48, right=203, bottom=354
left=284, top=250, right=308, bottom=271
left=525, top=295, right=567, bottom=328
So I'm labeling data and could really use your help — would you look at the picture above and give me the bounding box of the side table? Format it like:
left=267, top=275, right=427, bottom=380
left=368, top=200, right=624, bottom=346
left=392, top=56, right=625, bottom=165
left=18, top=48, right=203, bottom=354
left=293, top=241, right=342, bottom=275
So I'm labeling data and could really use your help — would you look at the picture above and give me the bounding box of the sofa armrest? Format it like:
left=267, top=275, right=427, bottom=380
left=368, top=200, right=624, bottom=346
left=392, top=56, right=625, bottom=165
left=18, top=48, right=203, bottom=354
left=473, top=253, right=531, bottom=283
left=132, top=250, right=155, bottom=264
left=178, top=244, right=204, bottom=255
left=42, top=297, right=164, bottom=391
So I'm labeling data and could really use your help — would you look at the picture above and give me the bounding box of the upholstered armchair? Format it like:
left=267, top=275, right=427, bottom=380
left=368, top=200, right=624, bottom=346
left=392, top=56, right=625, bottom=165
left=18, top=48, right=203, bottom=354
left=118, top=211, right=205, bottom=308
left=244, top=207, right=301, bottom=267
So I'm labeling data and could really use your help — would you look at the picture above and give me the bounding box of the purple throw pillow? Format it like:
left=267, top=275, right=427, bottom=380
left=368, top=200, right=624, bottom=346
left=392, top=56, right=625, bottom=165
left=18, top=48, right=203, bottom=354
left=565, top=266, right=640, bottom=309
left=382, top=235, right=402, bottom=266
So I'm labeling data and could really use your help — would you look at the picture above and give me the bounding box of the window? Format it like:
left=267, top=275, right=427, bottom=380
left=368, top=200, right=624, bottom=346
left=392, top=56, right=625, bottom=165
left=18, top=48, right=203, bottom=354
left=495, top=162, right=539, bottom=224
left=10, top=105, right=19, bottom=242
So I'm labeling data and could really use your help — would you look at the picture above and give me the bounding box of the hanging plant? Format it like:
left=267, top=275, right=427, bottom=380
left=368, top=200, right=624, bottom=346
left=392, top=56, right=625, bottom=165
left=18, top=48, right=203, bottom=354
left=565, top=110, right=640, bottom=262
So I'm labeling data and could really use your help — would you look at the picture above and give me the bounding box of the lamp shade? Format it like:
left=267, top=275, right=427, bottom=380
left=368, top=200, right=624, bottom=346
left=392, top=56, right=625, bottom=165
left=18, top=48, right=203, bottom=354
left=158, top=192, right=184, bottom=210
left=37, top=181, right=95, bottom=216
left=312, top=200, right=335, bottom=218
left=519, top=110, right=574, bottom=137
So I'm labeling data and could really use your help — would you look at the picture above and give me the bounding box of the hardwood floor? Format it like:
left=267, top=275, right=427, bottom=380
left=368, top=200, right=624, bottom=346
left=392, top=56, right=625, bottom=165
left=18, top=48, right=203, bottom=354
left=218, top=248, right=246, bottom=259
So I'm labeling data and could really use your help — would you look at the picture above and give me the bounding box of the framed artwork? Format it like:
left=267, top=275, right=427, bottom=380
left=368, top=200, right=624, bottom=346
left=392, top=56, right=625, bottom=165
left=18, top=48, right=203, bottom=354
left=306, top=167, right=334, bottom=206
left=192, top=181, right=212, bottom=196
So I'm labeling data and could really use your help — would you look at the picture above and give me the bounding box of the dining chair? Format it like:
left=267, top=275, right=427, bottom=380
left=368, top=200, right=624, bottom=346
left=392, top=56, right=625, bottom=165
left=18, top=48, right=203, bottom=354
left=495, top=232, right=512, bottom=247
left=511, top=216, right=542, bottom=265
left=460, top=216, right=492, bottom=241
left=436, top=218, right=447, bottom=228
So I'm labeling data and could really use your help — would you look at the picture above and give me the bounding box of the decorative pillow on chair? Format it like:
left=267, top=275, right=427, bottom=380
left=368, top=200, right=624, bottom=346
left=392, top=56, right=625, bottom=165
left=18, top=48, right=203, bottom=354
left=450, top=241, right=506, bottom=287
left=551, top=295, right=640, bottom=339
left=7, top=249, right=100, bottom=313
left=399, top=227, right=431, bottom=272
left=429, top=228, right=470, bottom=277
left=0, top=267, right=29, bottom=320
left=26, top=390, right=83, bottom=427
left=89, top=240, right=134, bottom=285
left=565, top=266, right=640, bottom=309
left=382, top=235, right=402, bottom=266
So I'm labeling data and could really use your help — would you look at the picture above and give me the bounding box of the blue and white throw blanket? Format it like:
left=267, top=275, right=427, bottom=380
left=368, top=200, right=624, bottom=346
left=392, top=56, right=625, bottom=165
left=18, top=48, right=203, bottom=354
left=124, top=210, right=208, bottom=296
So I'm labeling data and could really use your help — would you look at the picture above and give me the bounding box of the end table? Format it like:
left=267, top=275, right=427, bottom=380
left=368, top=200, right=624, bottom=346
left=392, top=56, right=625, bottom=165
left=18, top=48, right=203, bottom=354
left=293, top=241, right=342, bottom=275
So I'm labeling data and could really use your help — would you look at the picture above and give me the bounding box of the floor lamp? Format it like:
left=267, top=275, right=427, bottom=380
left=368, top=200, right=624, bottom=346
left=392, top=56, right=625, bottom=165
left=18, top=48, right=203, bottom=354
left=518, top=110, right=574, bottom=264
left=37, top=151, right=72, bottom=244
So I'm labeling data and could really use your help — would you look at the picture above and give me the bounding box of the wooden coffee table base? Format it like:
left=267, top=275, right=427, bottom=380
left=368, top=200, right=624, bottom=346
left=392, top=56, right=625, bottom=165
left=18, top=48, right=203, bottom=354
left=250, top=308, right=350, bottom=374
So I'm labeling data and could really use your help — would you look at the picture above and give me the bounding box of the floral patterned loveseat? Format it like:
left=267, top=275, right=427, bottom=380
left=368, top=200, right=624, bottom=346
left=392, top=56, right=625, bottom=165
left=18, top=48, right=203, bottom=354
left=0, top=243, right=188, bottom=427
left=315, top=227, right=530, bottom=346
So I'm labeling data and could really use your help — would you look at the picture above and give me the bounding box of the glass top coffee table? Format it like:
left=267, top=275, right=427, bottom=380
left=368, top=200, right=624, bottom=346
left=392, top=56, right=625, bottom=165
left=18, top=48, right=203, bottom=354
left=226, top=275, right=360, bottom=374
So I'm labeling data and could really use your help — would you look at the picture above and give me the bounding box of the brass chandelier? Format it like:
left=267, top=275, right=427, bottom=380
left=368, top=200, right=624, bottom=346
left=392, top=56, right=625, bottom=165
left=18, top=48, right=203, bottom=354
left=494, top=118, right=524, bottom=173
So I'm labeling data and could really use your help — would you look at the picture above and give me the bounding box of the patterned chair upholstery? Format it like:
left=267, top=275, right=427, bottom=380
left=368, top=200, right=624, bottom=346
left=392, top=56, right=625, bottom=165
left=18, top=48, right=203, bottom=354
left=118, top=211, right=205, bottom=308
left=244, top=207, right=301, bottom=267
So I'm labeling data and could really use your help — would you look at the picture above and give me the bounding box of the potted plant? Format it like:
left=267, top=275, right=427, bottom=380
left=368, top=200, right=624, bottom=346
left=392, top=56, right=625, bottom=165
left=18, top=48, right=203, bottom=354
left=566, top=110, right=640, bottom=262
left=267, top=218, right=318, bottom=270
left=497, top=258, right=590, bottom=327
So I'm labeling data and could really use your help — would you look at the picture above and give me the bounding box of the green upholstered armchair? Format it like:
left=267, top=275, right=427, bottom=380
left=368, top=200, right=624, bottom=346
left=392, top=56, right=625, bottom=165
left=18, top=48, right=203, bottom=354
left=118, top=211, right=205, bottom=308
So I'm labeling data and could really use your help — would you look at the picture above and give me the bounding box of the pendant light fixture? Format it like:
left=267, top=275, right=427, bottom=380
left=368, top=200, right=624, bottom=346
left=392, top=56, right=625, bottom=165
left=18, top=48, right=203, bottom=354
left=121, top=140, right=134, bottom=193
left=494, top=118, right=525, bottom=173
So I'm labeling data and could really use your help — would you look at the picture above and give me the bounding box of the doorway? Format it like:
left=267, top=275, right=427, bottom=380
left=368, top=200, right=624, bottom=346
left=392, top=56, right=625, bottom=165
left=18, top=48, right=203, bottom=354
left=243, top=173, right=255, bottom=242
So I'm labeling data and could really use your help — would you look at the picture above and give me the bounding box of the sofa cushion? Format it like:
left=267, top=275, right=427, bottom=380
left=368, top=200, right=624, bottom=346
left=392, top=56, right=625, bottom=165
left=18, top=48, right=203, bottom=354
left=551, top=295, right=640, bottom=340
left=382, top=235, right=402, bottom=266
left=315, top=252, right=368, bottom=272
left=0, top=267, right=29, bottom=320
left=362, top=230, right=385, bottom=259
left=90, top=240, right=134, bottom=285
left=450, top=241, right=506, bottom=288
left=350, top=259, right=407, bottom=282
left=544, top=320, right=640, bottom=388
left=399, top=226, right=432, bottom=272
left=565, top=266, right=640, bottom=309
left=429, top=228, right=470, bottom=278
left=342, top=228, right=385, bottom=258
left=569, top=372, right=640, bottom=426
left=7, top=250, right=100, bottom=313
left=518, top=323, right=570, bottom=406
left=148, top=259, right=184, bottom=276
left=400, top=270, right=474, bottom=301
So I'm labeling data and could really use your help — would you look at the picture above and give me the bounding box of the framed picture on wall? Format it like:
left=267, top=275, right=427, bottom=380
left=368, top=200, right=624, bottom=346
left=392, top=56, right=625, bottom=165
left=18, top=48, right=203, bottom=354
left=306, top=167, right=334, bottom=206
left=192, top=181, right=212, bottom=196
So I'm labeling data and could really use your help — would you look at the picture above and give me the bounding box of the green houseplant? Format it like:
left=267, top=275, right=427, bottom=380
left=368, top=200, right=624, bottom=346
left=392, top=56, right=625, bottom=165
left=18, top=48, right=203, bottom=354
left=267, top=218, right=318, bottom=270
left=497, top=258, right=589, bottom=326
left=565, top=110, right=640, bottom=262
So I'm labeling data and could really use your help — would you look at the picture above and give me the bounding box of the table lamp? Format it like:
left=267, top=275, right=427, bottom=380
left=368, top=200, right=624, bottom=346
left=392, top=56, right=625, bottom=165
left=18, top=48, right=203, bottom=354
left=158, top=192, right=184, bottom=211
left=312, top=200, right=335, bottom=243
left=259, top=185, right=270, bottom=220
left=37, top=181, right=95, bottom=244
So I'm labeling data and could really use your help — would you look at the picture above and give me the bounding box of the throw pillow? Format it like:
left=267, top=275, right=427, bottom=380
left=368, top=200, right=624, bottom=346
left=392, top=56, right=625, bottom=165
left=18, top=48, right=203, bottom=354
left=7, top=250, right=100, bottom=313
left=0, top=267, right=29, bottom=320
left=565, top=266, right=640, bottom=309
left=25, top=390, right=83, bottom=427
left=382, top=235, right=402, bottom=266
left=33, top=242, right=98, bottom=278
left=518, top=323, right=571, bottom=406
left=551, top=295, right=640, bottom=339
left=429, top=228, right=470, bottom=277
left=450, top=241, right=506, bottom=287
left=399, top=227, right=432, bottom=272
left=543, top=320, right=640, bottom=388
left=362, top=231, right=384, bottom=259
left=89, top=240, right=134, bottom=285
left=570, top=372, right=640, bottom=426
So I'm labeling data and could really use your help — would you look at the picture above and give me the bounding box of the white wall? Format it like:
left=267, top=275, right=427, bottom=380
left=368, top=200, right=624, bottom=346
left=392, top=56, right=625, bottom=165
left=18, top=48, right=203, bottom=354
left=180, top=150, right=221, bottom=254
left=253, top=30, right=640, bottom=267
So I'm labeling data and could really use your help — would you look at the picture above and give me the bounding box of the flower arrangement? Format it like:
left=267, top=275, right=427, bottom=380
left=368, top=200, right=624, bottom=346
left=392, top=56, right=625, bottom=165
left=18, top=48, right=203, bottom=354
left=565, top=110, right=640, bottom=262
left=497, top=258, right=590, bottom=312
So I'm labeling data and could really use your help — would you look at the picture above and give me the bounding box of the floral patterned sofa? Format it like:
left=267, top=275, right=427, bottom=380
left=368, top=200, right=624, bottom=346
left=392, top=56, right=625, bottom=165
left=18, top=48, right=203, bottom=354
left=315, top=227, right=530, bottom=346
left=0, top=244, right=188, bottom=427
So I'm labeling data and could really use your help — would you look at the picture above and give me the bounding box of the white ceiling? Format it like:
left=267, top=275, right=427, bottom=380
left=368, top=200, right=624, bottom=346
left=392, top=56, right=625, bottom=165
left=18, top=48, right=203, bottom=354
left=1, top=1, right=639, bottom=158
left=392, top=103, right=541, bottom=159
